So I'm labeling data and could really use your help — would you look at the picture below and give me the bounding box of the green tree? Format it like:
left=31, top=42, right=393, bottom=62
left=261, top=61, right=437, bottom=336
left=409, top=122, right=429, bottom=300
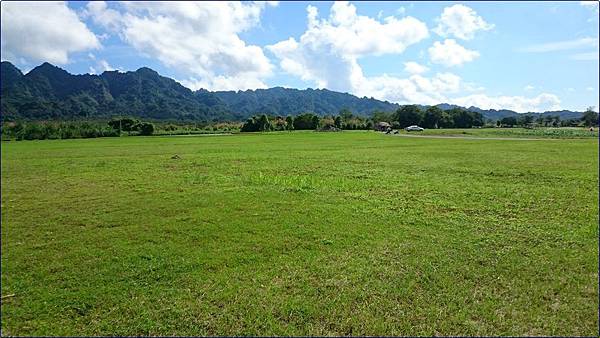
left=422, top=106, right=442, bottom=129
left=438, top=111, right=454, bottom=128
left=257, top=114, right=271, bottom=131
left=581, top=107, right=598, bottom=127
left=371, top=111, right=392, bottom=123
left=285, top=115, right=294, bottom=131
left=334, top=116, right=343, bottom=129
left=519, top=114, right=534, bottom=126
left=339, top=108, right=353, bottom=121
left=536, top=115, right=544, bottom=126
left=450, top=108, right=480, bottom=128
left=136, top=122, right=155, bottom=136
left=311, top=115, right=320, bottom=129
left=393, top=105, right=423, bottom=128
left=108, top=118, right=138, bottom=134
left=240, top=117, right=258, bottom=132
left=500, top=116, right=517, bottom=127
left=293, top=113, right=320, bottom=130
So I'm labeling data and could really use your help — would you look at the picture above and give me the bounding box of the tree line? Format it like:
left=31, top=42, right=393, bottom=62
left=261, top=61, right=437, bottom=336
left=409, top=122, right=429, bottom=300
left=240, top=109, right=375, bottom=132
left=496, top=107, right=598, bottom=128
left=3, top=107, right=597, bottom=140
left=240, top=106, right=486, bottom=132
left=2, top=118, right=155, bottom=141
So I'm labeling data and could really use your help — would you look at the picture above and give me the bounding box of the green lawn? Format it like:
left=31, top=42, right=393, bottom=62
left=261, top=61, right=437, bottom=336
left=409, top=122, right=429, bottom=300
left=404, top=127, right=599, bottom=139
left=1, top=131, right=598, bottom=336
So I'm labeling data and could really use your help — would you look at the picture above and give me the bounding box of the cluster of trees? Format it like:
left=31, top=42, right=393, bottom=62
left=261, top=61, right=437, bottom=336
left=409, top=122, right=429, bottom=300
left=376, top=105, right=484, bottom=129
left=237, top=105, right=592, bottom=133
left=240, top=110, right=375, bottom=132
left=581, top=107, right=599, bottom=127
left=107, top=118, right=155, bottom=135
left=497, top=107, right=598, bottom=127
left=157, top=121, right=240, bottom=134
left=240, top=115, right=294, bottom=132
left=1, top=121, right=120, bottom=141
left=1, top=118, right=157, bottom=141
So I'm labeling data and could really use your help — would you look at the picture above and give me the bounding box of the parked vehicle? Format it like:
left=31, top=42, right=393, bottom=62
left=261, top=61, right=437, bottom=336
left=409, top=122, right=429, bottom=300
left=405, top=125, right=424, bottom=132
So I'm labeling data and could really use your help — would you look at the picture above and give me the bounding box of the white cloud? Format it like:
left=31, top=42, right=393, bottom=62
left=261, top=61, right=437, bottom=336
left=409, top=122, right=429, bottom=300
left=450, top=93, right=561, bottom=113
left=178, top=74, right=268, bottom=91
left=1, top=1, right=100, bottom=64
left=86, top=1, right=276, bottom=90
left=397, top=7, right=406, bottom=15
left=404, top=61, right=429, bottom=74
left=524, top=85, right=535, bottom=91
left=89, top=59, right=117, bottom=75
left=266, top=1, right=562, bottom=113
left=521, top=37, right=598, bottom=52
left=433, top=4, right=493, bottom=40
left=84, top=1, right=123, bottom=32
left=267, top=1, right=429, bottom=93
left=428, top=39, right=480, bottom=67
left=567, top=87, right=576, bottom=92
left=98, top=59, right=115, bottom=72
left=587, top=87, right=595, bottom=91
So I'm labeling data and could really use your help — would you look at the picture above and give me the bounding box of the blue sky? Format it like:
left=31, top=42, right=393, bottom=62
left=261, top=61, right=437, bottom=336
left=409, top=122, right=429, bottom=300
left=1, top=1, right=598, bottom=112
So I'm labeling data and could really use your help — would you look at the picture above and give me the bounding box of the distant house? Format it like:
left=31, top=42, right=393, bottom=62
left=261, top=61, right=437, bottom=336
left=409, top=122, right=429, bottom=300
left=375, top=121, right=391, bottom=131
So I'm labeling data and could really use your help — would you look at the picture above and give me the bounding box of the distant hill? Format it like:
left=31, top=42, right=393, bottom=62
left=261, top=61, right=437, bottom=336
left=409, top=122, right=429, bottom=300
left=0, top=61, right=585, bottom=122
left=213, top=87, right=400, bottom=117
left=1, top=62, right=231, bottom=121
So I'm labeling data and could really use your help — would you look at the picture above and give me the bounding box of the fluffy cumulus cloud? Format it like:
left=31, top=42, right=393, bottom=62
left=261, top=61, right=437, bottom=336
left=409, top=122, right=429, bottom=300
left=357, top=72, right=463, bottom=106
left=450, top=93, right=561, bottom=113
left=0, top=1, right=100, bottom=64
left=85, top=1, right=276, bottom=90
left=428, top=39, right=480, bottom=67
left=89, top=58, right=116, bottom=74
left=267, top=1, right=429, bottom=93
left=404, top=61, right=429, bottom=74
left=433, top=4, right=494, bottom=40
left=267, top=2, right=558, bottom=112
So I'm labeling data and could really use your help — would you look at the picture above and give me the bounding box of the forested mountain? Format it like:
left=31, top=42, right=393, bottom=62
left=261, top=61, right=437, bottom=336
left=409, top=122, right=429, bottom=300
left=0, top=61, right=586, bottom=122
left=213, top=87, right=399, bottom=116
left=1, top=62, right=231, bottom=121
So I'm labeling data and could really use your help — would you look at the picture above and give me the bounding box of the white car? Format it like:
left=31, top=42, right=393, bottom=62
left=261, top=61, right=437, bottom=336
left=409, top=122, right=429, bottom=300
left=405, top=125, right=424, bottom=132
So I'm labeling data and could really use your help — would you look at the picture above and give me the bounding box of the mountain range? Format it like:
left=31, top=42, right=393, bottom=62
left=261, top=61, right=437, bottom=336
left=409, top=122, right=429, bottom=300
left=0, top=61, right=585, bottom=122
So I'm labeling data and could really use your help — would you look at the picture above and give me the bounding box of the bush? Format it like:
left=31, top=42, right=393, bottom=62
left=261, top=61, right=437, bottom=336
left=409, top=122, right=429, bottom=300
left=135, top=122, right=155, bottom=135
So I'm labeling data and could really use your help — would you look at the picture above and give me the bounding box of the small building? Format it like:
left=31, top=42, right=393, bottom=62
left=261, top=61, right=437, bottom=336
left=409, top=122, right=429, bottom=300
left=375, top=121, right=391, bottom=131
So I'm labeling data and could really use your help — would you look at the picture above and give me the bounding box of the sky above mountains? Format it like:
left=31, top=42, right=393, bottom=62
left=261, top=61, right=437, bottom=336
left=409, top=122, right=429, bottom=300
left=1, top=1, right=598, bottom=112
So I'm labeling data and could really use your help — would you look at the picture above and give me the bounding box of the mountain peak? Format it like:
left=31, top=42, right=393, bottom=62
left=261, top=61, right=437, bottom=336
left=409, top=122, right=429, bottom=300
left=27, top=62, right=69, bottom=77
left=135, top=67, right=159, bottom=76
left=1, top=61, right=24, bottom=90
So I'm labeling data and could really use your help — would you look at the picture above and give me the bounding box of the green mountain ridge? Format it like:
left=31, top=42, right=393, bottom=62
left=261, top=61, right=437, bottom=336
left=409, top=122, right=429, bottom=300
left=0, top=61, right=585, bottom=122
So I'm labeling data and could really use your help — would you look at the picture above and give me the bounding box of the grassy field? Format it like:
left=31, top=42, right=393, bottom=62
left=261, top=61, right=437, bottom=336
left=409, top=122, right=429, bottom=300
left=1, top=131, right=598, bottom=336
left=403, top=127, right=599, bottom=139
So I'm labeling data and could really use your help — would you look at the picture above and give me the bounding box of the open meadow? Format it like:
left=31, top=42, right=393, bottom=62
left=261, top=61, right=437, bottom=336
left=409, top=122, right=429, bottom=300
left=1, top=131, right=598, bottom=336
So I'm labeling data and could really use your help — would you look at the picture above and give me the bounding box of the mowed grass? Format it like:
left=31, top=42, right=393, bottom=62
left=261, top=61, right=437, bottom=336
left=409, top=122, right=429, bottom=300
left=409, top=127, right=599, bottom=139
left=1, top=131, right=598, bottom=336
